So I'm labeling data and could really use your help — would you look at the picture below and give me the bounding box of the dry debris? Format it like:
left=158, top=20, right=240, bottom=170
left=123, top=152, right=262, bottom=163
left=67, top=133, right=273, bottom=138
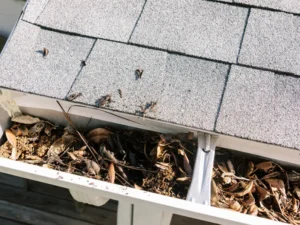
left=0, top=113, right=196, bottom=199
left=67, top=93, right=82, bottom=101
left=98, top=94, right=112, bottom=107
left=212, top=149, right=300, bottom=224
left=43, top=48, right=49, bottom=58
left=135, top=69, right=144, bottom=79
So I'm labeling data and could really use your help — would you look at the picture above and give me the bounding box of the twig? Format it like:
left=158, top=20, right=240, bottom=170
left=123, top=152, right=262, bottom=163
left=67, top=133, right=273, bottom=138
left=56, top=101, right=99, bottom=162
left=103, top=158, right=156, bottom=173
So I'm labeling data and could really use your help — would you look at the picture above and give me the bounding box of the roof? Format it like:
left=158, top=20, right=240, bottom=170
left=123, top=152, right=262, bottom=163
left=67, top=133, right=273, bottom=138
left=1, top=0, right=300, bottom=150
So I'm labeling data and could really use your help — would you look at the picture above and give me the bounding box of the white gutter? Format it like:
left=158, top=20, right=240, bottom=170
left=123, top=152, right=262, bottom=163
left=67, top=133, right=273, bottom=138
left=0, top=89, right=298, bottom=225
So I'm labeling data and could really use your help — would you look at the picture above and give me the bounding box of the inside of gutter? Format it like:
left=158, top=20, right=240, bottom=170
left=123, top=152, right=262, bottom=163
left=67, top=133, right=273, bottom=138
left=0, top=35, right=6, bottom=52
left=1, top=1, right=300, bottom=225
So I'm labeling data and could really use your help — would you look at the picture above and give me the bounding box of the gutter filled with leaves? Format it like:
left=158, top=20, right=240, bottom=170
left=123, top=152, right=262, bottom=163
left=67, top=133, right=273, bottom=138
left=212, top=149, right=300, bottom=224
left=0, top=102, right=196, bottom=200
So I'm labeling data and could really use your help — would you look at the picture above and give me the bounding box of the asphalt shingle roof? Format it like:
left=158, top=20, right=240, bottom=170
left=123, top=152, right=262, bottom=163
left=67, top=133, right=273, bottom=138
left=1, top=0, right=300, bottom=150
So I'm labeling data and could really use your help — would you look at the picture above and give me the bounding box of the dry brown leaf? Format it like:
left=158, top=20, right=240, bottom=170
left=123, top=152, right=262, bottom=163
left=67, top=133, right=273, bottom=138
left=256, top=185, right=270, bottom=201
left=25, top=155, right=43, bottom=161
left=5, top=129, right=17, bottom=148
left=229, top=200, right=241, bottom=211
left=73, top=150, right=86, bottom=157
left=10, top=148, right=18, bottom=160
left=178, top=167, right=187, bottom=177
left=156, top=144, right=164, bottom=159
left=48, top=138, right=64, bottom=156
left=24, top=155, right=43, bottom=164
left=288, top=172, right=300, bottom=183
left=16, top=125, right=29, bottom=136
left=292, top=197, right=299, bottom=213
left=12, top=115, right=40, bottom=124
left=226, top=181, right=253, bottom=197
left=87, top=128, right=112, bottom=139
left=86, top=159, right=100, bottom=175
left=226, top=160, right=235, bottom=174
left=248, top=204, right=258, bottom=216
left=246, top=161, right=254, bottom=176
left=295, top=187, right=300, bottom=199
left=87, top=128, right=112, bottom=145
left=176, top=177, right=192, bottom=182
left=256, top=161, right=273, bottom=172
left=90, top=135, right=110, bottom=145
left=62, top=133, right=77, bottom=146
left=211, top=179, right=219, bottom=205
left=108, top=163, right=115, bottom=183
left=155, top=163, right=170, bottom=170
left=86, top=160, right=96, bottom=175
left=91, top=160, right=100, bottom=174
left=223, top=182, right=240, bottom=192
left=217, top=162, right=229, bottom=173
left=265, top=179, right=286, bottom=197
left=42, top=164, right=52, bottom=169
left=260, top=171, right=281, bottom=180
left=243, top=193, right=255, bottom=206
left=5, top=129, right=17, bottom=160
left=178, top=149, right=192, bottom=176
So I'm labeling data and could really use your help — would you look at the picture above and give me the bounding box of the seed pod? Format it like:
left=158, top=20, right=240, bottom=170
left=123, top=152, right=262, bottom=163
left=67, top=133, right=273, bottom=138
left=43, top=48, right=49, bottom=58
left=135, top=69, right=144, bottom=79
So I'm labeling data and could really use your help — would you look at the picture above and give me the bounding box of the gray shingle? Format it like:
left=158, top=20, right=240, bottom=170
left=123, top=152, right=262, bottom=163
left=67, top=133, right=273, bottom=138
left=22, top=0, right=50, bottom=23
left=157, top=55, right=229, bottom=130
left=234, top=0, right=300, bottom=14
left=70, top=40, right=228, bottom=131
left=0, top=21, right=95, bottom=99
left=216, top=65, right=300, bottom=150
left=35, top=0, right=145, bottom=42
left=130, top=0, right=248, bottom=63
left=238, top=9, right=300, bottom=75
left=69, top=40, right=168, bottom=115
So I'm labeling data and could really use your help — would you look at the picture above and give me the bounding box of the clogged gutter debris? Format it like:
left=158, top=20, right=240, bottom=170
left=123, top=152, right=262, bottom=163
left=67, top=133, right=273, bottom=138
left=212, top=149, right=300, bottom=224
left=0, top=103, right=196, bottom=199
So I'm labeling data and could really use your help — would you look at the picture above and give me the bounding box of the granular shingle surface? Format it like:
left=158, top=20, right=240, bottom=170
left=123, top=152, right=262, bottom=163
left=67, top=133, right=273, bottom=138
left=1, top=0, right=300, bottom=150
left=238, top=9, right=300, bottom=75
left=0, top=20, right=95, bottom=98
left=216, top=66, right=275, bottom=142
left=35, top=0, right=145, bottom=42
left=216, top=66, right=300, bottom=149
left=130, top=0, right=248, bottom=63
left=69, top=40, right=168, bottom=115
left=22, top=0, right=49, bottom=23
left=156, top=55, right=228, bottom=130
left=234, top=0, right=300, bottom=14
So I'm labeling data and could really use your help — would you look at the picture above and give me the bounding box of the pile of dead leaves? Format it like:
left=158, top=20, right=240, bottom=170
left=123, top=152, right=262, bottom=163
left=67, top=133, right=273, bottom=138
left=0, top=114, right=196, bottom=199
left=212, top=149, right=300, bottom=224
